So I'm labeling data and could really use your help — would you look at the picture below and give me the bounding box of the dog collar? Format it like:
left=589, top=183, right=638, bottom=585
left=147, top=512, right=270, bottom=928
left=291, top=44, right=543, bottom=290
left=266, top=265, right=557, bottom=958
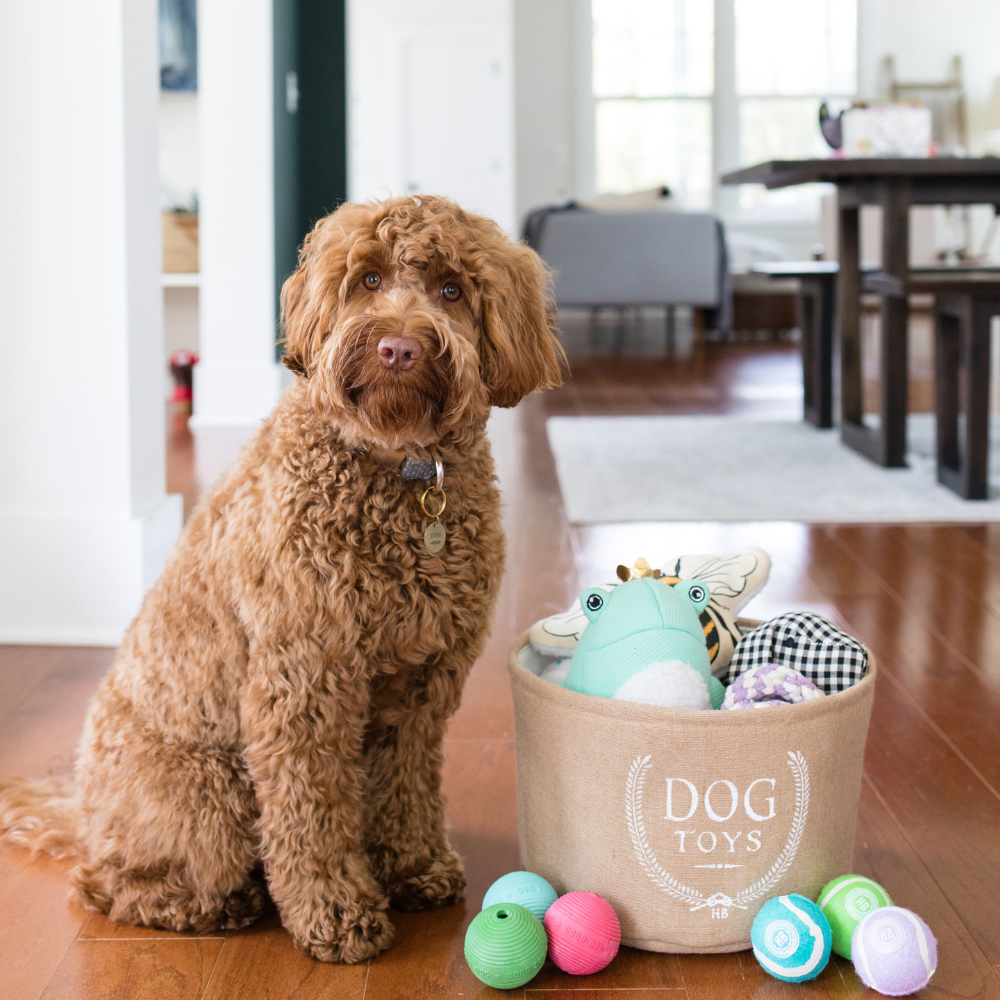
left=357, top=445, right=444, bottom=487
left=400, top=456, right=439, bottom=482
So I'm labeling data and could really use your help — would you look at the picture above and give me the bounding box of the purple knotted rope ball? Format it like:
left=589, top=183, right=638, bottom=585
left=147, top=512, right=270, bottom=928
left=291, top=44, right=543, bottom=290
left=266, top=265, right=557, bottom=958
left=722, top=663, right=825, bottom=710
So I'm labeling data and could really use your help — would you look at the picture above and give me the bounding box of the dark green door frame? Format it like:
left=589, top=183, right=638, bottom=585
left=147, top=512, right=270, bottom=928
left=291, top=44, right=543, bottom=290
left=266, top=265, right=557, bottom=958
left=273, top=0, right=347, bottom=353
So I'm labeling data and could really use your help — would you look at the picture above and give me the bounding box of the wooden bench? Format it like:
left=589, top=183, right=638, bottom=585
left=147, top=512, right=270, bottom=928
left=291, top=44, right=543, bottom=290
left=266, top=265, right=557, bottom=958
left=752, top=262, right=839, bottom=428
left=863, top=269, right=1000, bottom=499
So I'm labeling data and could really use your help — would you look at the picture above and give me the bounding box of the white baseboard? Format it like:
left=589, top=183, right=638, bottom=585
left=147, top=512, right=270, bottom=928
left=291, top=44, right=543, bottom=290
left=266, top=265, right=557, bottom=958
left=0, top=494, right=183, bottom=647
left=0, top=627, right=121, bottom=647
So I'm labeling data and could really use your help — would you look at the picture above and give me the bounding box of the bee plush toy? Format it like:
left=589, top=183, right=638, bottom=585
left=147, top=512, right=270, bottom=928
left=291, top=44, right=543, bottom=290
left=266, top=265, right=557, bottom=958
left=563, top=578, right=727, bottom=710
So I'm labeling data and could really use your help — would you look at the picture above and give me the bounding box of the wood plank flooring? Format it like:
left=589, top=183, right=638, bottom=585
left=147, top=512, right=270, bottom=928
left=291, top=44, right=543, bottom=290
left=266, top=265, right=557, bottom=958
left=2, top=342, right=998, bottom=998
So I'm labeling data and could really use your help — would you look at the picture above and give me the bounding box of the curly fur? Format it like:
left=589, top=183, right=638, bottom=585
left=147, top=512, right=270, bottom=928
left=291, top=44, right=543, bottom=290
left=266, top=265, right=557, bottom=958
left=0, top=196, right=564, bottom=962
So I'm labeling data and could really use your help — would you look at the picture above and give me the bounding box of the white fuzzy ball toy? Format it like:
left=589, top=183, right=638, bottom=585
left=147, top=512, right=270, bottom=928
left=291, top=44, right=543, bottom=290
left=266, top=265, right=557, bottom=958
left=613, top=660, right=711, bottom=710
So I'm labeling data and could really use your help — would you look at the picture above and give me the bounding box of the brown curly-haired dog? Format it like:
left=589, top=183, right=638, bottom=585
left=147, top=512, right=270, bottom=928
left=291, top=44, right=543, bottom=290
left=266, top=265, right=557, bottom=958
left=0, top=195, right=564, bottom=963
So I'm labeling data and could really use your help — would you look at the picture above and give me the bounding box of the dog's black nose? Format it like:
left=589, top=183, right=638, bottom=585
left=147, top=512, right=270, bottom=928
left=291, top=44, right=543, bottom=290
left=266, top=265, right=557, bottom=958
left=378, top=336, right=421, bottom=371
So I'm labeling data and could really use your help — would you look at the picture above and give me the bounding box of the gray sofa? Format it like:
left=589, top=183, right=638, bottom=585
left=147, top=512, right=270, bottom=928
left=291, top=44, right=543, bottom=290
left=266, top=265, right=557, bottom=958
left=525, top=207, right=730, bottom=347
left=534, top=210, right=723, bottom=311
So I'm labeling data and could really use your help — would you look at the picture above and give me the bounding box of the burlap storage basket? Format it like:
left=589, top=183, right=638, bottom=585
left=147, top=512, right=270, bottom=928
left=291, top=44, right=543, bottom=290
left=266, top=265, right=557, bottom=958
left=508, top=625, right=876, bottom=954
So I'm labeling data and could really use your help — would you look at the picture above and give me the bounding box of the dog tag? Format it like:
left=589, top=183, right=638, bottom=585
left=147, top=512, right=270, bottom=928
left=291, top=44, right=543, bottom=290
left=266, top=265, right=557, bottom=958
left=424, top=522, right=446, bottom=553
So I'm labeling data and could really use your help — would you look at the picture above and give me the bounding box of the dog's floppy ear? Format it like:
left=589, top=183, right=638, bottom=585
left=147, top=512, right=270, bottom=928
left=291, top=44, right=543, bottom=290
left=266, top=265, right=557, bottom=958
left=280, top=231, right=334, bottom=378
left=279, top=263, right=313, bottom=376
left=280, top=208, right=356, bottom=377
left=478, top=243, right=565, bottom=407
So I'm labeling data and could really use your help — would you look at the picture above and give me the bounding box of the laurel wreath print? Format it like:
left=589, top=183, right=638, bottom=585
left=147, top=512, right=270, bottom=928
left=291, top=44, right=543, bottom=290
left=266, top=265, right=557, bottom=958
left=625, top=750, right=810, bottom=914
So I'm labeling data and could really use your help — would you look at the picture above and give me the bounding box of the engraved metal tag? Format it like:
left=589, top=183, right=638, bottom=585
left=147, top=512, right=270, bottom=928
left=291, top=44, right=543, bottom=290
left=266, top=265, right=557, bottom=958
left=424, top=522, right=446, bottom=553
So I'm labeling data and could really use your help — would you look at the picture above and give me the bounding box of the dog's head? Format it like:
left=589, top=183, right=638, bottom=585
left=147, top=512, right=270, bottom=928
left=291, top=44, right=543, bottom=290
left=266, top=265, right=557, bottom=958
left=280, top=195, right=565, bottom=450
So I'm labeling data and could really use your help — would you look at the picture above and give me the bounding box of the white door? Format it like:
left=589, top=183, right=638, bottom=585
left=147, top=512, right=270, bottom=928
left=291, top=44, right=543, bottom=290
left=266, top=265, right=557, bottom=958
left=403, top=35, right=514, bottom=233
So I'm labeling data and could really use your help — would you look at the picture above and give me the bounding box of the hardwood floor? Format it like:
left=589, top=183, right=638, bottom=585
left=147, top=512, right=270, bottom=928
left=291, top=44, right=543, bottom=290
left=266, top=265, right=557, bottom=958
left=2, top=342, right=999, bottom=998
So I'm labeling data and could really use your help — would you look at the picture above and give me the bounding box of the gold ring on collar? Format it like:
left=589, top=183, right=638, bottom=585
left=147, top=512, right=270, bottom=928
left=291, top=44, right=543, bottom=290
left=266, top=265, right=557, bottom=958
left=420, top=486, right=447, bottom=518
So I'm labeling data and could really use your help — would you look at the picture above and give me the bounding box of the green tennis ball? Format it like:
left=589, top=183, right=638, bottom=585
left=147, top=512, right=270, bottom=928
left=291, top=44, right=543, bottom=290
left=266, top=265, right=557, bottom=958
left=818, top=874, right=892, bottom=959
left=464, top=902, right=547, bottom=990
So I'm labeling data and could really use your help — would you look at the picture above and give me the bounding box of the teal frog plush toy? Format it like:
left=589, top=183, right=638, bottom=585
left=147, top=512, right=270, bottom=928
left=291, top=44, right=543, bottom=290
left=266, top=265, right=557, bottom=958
left=563, top=578, right=726, bottom=710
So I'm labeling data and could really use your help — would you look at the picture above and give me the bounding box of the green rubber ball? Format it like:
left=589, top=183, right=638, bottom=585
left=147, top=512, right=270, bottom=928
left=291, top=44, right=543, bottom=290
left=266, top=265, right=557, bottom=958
left=817, top=874, right=892, bottom=959
left=464, top=902, right=548, bottom=989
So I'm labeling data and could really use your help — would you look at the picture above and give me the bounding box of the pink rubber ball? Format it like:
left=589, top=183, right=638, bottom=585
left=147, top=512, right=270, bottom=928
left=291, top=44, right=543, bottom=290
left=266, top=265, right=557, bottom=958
left=543, top=891, right=621, bottom=975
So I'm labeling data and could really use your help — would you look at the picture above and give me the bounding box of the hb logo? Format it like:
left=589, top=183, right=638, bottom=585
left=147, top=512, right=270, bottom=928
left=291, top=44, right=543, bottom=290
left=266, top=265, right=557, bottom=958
left=845, top=887, right=878, bottom=920
left=764, top=919, right=800, bottom=959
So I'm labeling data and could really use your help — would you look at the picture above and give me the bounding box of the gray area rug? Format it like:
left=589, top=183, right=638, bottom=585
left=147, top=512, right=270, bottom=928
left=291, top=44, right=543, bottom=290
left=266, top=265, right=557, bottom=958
left=547, top=414, right=1000, bottom=523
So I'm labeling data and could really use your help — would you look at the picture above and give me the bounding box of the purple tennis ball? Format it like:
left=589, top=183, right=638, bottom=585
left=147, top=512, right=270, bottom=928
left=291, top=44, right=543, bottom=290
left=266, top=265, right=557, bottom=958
left=722, top=663, right=824, bottom=710
left=851, top=907, right=937, bottom=996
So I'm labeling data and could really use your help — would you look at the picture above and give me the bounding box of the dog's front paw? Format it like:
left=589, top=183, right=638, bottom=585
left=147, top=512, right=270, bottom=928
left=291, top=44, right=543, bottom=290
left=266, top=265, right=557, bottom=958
left=386, top=850, right=466, bottom=912
left=296, top=902, right=395, bottom=964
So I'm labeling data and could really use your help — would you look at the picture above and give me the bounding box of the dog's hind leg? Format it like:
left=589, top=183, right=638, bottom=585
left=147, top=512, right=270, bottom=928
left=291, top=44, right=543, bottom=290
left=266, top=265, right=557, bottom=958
left=71, top=712, right=264, bottom=933
left=72, top=860, right=267, bottom=933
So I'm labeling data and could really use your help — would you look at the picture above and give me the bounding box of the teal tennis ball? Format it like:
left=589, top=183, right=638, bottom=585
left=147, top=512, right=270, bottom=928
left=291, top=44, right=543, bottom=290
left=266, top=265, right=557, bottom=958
left=464, top=903, right=547, bottom=990
left=483, top=871, right=558, bottom=922
left=751, top=894, right=832, bottom=982
left=818, top=874, right=892, bottom=958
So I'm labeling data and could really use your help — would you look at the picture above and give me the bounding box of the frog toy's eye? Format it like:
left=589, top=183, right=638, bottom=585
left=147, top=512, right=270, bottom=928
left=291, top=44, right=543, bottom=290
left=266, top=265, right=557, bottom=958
left=678, top=579, right=711, bottom=611
left=580, top=588, right=607, bottom=622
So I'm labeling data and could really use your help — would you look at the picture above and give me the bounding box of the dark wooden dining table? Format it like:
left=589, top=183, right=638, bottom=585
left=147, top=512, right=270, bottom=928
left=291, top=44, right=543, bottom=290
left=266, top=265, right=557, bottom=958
left=722, top=158, right=1000, bottom=468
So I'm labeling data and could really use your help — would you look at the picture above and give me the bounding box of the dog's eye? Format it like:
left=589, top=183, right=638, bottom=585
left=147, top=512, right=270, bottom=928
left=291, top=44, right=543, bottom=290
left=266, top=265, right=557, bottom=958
left=441, top=282, right=462, bottom=302
left=362, top=272, right=381, bottom=291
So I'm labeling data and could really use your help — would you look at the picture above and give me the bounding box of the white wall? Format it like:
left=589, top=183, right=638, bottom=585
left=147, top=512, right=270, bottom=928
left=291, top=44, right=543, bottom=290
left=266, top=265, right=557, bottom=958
left=164, top=286, right=200, bottom=355
left=0, top=0, right=182, bottom=644
left=159, top=91, right=199, bottom=210
left=858, top=0, right=1000, bottom=154
left=349, top=0, right=516, bottom=234
left=513, top=0, right=594, bottom=225
left=193, top=0, right=284, bottom=427
left=348, top=0, right=598, bottom=234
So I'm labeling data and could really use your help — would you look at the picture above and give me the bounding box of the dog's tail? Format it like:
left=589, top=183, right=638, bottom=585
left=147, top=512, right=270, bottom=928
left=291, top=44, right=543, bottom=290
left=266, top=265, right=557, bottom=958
left=0, top=775, right=78, bottom=858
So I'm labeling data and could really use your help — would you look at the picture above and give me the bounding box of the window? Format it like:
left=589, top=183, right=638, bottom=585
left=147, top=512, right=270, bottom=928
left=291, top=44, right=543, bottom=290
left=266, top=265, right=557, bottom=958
left=593, top=0, right=714, bottom=207
left=593, top=0, right=857, bottom=218
left=735, top=0, right=856, bottom=215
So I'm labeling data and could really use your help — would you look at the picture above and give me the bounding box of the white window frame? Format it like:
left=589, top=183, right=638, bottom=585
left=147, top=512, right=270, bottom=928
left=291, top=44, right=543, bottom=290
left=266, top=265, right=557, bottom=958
left=713, top=0, right=740, bottom=216
left=591, top=0, right=858, bottom=223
